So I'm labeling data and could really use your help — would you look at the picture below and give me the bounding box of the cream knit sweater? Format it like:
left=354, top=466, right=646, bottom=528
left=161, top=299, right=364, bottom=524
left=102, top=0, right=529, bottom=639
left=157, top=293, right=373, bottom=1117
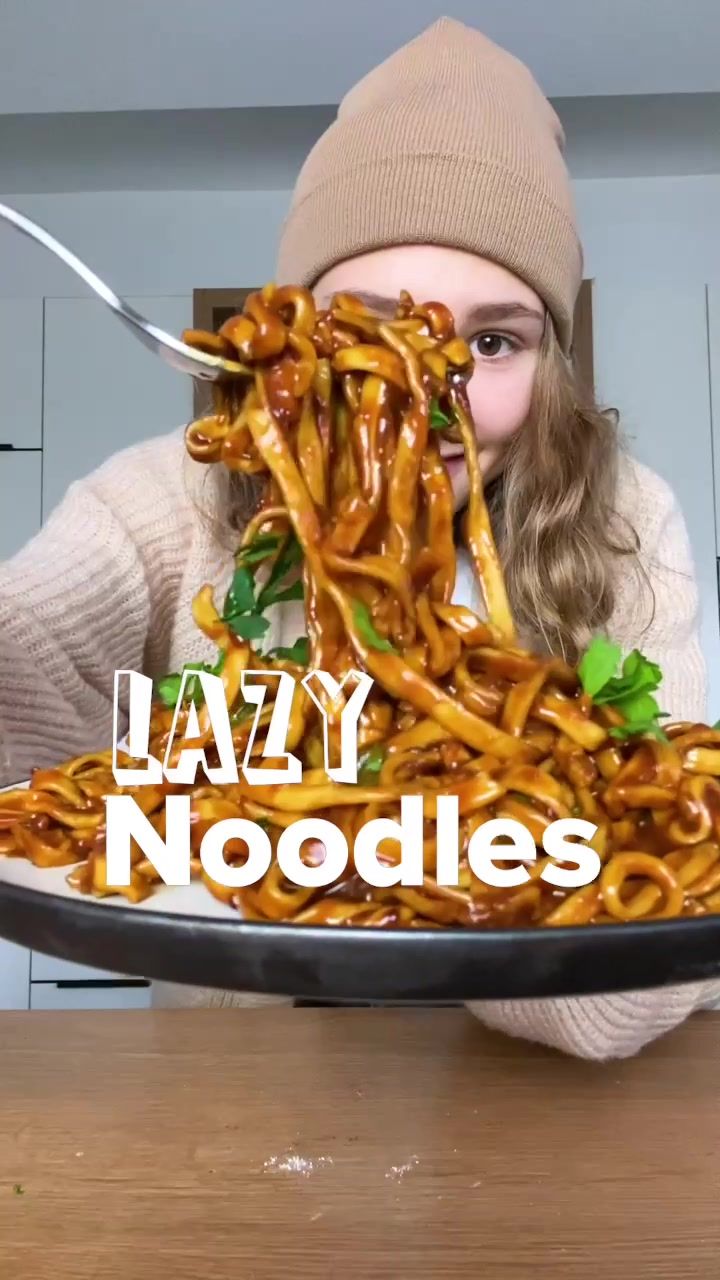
left=0, top=426, right=717, bottom=1056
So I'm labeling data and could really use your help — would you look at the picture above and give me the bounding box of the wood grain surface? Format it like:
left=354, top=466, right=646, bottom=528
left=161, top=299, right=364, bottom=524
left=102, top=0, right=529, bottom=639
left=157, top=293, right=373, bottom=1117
left=1, top=1009, right=718, bottom=1279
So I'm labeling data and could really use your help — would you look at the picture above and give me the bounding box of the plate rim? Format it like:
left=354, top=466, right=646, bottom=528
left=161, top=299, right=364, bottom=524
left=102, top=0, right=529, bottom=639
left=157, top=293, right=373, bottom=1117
left=4, top=873, right=720, bottom=1001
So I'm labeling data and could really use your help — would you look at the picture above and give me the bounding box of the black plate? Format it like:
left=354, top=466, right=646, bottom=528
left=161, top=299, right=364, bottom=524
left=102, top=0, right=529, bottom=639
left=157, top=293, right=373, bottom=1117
left=2, top=875, right=720, bottom=1000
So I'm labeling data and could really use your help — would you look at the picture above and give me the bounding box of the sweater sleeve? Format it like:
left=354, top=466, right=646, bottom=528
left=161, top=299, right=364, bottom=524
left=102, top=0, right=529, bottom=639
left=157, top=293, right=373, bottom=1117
left=0, top=432, right=189, bottom=787
left=466, top=981, right=718, bottom=1060
left=0, top=481, right=151, bottom=786
left=608, top=462, right=708, bottom=724
left=467, top=464, right=717, bottom=1059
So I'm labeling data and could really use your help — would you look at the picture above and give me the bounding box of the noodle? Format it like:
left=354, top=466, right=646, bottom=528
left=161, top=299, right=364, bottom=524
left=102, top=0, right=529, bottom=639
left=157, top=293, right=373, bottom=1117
left=2, top=283, right=720, bottom=929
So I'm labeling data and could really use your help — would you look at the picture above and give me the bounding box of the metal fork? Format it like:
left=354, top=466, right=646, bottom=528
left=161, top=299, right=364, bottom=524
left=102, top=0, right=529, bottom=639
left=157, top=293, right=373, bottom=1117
left=0, top=200, right=248, bottom=382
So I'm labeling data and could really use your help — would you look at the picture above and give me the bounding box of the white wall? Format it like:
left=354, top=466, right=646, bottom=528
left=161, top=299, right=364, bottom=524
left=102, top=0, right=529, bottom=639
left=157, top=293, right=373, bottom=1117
left=1, top=95, right=719, bottom=195
left=580, top=178, right=720, bottom=714
left=2, top=175, right=718, bottom=301
left=0, top=190, right=289, bottom=298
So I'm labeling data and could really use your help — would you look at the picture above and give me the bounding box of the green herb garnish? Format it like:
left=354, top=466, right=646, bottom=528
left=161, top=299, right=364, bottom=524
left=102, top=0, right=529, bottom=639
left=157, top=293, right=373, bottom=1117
left=608, top=721, right=669, bottom=743
left=155, top=529, right=306, bottom=712
left=235, top=532, right=283, bottom=565
left=266, top=637, right=310, bottom=665
left=225, top=613, right=270, bottom=641
left=351, top=600, right=397, bottom=653
left=155, top=652, right=226, bottom=710
left=429, top=397, right=456, bottom=430
left=224, top=531, right=304, bottom=639
left=578, top=636, right=669, bottom=742
left=265, top=581, right=305, bottom=606
left=223, top=565, right=256, bottom=617
left=230, top=703, right=256, bottom=725
left=358, top=743, right=387, bottom=781
left=257, top=535, right=303, bottom=609
left=577, top=637, right=622, bottom=698
left=12, top=1185, right=24, bottom=1196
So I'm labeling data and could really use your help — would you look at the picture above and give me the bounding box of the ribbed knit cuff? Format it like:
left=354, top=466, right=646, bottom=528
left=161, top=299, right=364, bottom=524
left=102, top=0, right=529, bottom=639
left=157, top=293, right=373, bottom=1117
left=466, top=979, right=717, bottom=1061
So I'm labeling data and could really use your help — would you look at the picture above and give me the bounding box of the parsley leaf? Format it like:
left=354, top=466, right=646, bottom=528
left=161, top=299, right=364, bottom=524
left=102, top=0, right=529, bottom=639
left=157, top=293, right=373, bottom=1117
left=267, top=580, right=304, bottom=606
left=225, top=613, right=270, bottom=641
left=577, top=636, right=622, bottom=698
left=236, top=532, right=283, bottom=565
left=155, top=653, right=226, bottom=709
left=609, top=722, right=669, bottom=743
left=230, top=703, right=256, bottom=725
left=578, top=636, right=668, bottom=742
left=156, top=673, right=183, bottom=708
left=612, top=690, right=668, bottom=724
left=429, top=397, right=455, bottom=430
left=351, top=600, right=397, bottom=653
left=358, top=744, right=387, bottom=780
left=257, top=534, right=303, bottom=605
left=220, top=532, right=305, bottom=643
left=594, top=652, right=663, bottom=706
left=223, top=566, right=256, bottom=618
left=266, top=637, right=310, bottom=665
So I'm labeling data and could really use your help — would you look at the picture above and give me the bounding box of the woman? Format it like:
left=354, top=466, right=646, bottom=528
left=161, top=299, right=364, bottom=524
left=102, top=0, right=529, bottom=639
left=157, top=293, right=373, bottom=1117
left=0, top=17, right=715, bottom=1055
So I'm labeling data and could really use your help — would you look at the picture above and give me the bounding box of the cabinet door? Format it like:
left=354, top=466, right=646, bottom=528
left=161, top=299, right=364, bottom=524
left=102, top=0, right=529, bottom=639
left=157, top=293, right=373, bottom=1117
left=0, top=299, right=43, bottom=449
left=31, top=952, right=132, bottom=983
left=0, top=939, right=30, bottom=1010
left=42, top=295, right=192, bottom=519
left=708, top=287, right=720, bottom=556
left=0, top=450, right=42, bottom=560
left=29, top=944, right=147, bottom=992
left=0, top=448, right=39, bottom=1005
left=30, top=982, right=152, bottom=1010
left=592, top=279, right=720, bottom=715
left=28, top=295, right=190, bottom=991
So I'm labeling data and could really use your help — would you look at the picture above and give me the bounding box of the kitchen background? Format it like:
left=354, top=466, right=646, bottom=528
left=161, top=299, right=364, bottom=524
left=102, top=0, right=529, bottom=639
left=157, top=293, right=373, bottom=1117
left=1, top=0, right=720, bottom=1009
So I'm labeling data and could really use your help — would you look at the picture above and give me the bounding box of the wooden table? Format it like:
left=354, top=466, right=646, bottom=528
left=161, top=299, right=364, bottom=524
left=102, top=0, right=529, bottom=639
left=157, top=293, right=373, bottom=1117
left=1, top=1009, right=719, bottom=1279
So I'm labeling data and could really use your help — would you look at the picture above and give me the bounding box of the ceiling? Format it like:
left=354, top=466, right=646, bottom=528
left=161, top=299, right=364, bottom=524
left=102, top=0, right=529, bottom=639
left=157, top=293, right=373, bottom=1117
left=2, top=0, right=720, bottom=116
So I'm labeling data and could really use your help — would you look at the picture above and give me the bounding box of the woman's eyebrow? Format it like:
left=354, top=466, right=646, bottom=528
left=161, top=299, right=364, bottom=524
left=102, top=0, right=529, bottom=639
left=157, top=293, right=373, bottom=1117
left=465, top=302, right=545, bottom=326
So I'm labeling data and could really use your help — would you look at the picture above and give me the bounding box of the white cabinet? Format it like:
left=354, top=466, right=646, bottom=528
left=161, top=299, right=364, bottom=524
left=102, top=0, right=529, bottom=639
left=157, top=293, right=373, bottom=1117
left=0, top=450, right=39, bottom=1007
left=31, top=952, right=125, bottom=982
left=707, top=287, right=720, bottom=556
left=0, top=449, right=42, bottom=559
left=28, top=940, right=148, bottom=993
left=35, top=293, right=191, bottom=994
left=42, top=294, right=192, bottom=517
left=0, top=451, right=39, bottom=1007
left=0, top=301, right=42, bottom=1008
left=0, top=938, right=30, bottom=1010
left=0, top=298, right=43, bottom=448
left=30, top=982, right=151, bottom=1010
left=592, top=278, right=720, bottom=716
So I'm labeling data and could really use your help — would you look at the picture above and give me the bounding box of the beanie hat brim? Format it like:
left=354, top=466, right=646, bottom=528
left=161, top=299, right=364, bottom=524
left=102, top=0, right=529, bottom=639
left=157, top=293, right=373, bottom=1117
left=277, top=152, right=582, bottom=353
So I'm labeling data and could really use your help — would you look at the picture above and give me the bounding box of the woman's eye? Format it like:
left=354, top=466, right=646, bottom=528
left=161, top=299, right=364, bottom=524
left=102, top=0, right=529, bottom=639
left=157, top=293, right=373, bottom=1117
left=472, top=333, right=517, bottom=359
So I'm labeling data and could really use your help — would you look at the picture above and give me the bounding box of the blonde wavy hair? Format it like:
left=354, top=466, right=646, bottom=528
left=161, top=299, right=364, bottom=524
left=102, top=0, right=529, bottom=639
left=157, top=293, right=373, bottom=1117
left=484, top=322, right=644, bottom=661
left=194, top=320, right=643, bottom=665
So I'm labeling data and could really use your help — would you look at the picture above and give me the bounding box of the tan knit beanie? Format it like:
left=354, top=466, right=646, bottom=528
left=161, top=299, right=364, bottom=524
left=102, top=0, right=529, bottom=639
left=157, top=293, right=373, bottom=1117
left=276, top=16, right=582, bottom=352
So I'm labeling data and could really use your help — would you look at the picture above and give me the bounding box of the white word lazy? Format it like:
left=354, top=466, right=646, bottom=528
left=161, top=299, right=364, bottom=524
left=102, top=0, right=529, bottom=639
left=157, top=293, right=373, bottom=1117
left=112, top=667, right=374, bottom=787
